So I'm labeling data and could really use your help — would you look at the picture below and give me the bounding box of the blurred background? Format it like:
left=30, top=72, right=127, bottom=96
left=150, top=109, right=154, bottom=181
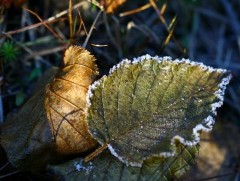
left=0, top=0, right=239, bottom=180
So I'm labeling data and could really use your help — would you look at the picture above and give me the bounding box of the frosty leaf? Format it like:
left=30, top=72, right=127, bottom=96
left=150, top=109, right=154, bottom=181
left=87, top=56, right=231, bottom=166
left=0, top=68, right=59, bottom=170
left=45, top=46, right=98, bottom=154
left=49, top=143, right=198, bottom=181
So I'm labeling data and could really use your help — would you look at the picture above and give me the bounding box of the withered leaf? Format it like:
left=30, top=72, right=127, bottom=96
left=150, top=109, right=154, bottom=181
left=87, top=56, right=231, bottom=166
left=0, top=67, right=59, bottom=170
left=45, top=46, right=98, bottom=154
left=97, top=0, right=126, bottom=13
left=50, top=143, right=199, bottom=181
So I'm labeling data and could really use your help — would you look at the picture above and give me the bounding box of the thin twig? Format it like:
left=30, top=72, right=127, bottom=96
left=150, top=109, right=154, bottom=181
left=76, top=9, right=88, bottom=37
left=23, top=45, right=67, bottom=61
left=162, top=16, right=176, bottom=49
left=0, top=171, right=19, bottom=179
left=84, top=143, right=108, bottom=162
left=83, top=10, right=102, bottom=48
left=0, top=162, right=9, bottom=171
left=149, top=0, right=185, bottom=53
left=120, top=3, right=152, bottom=17
left=0, top=2, right=85, bottom=38
left=91, top=43, right=108, bottom=47
left=0, top=18, right=64, bottom=38
left=149, top=0, right=168, bottom=29
left=23, top=7, right=64, bottom=41
left=103, top=14, right=123, bottom=58
left=48, top=2, right=85, bottom=22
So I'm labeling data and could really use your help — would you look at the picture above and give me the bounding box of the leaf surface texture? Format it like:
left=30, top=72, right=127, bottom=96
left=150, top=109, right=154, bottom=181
left=87, top=56, right=231, bottom=165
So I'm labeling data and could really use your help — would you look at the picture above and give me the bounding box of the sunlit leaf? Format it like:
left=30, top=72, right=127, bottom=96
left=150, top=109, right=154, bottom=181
left=45, top=46, right=98, bottom=154
left=49, top=143, right=198, bottom=181
left=87, top=56, right=231, bottom=166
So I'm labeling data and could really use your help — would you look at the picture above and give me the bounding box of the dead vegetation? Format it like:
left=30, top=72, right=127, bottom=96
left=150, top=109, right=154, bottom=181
left=0, top=0, right=239, bottom=180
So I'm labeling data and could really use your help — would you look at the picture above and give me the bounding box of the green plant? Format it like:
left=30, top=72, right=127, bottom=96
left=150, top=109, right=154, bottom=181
left=0, top=40, right=20, bottom=63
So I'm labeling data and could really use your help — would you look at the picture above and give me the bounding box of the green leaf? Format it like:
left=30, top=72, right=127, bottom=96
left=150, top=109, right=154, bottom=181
left=49, top=143, right=198, bottom=181
left=28, top=67, right=42, bottom=82
left=86, top=56, right=231, bottom=166
left=15, top=90, right=25, bottom=106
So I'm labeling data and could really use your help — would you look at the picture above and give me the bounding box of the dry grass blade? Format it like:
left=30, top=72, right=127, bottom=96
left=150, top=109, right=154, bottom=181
left=0, top=2, right=85, bottom=38
left=103, top=14, right=122, bottom=58
left=162, top=16, right=176, bottom=47
left=24, top=45, right=67, bottom=61
left=75, top=9, right=86, bottom=38
left=0, top=161, right=17, bottom=179
left=160, top=1, right=167, bottom=14
left=68, top=0, right=73, bottom=44
left=23, top=7, right=64, bottom=42
left=0, top=162, right=9, bottom=172
left=87, top=0, right=104, bottom=11
left=0, top=171, right=19, bottom=179
left=0, top=18, right=64, bottom=38
left=97, top=0, right=126, bottom=13
left=91, top=43, right=108, bottom=47
left=149, top=0, right=168, bottom=29
left=119, top=3, right=152, bottom=17
left=83, top=10, right=102, bottom=48
left=148, top=1, right=185, bottom=53
left=47, top=2, right=85, bottom=22
left=168, top=15, right=177, bottom=32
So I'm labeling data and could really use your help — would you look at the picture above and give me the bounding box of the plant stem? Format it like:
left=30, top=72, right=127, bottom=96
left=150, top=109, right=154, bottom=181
left=69, top=0, right=73, bottom=44
left=84, top=143, right=108, bottom=162
left=82, top=10, right=102, bottom=48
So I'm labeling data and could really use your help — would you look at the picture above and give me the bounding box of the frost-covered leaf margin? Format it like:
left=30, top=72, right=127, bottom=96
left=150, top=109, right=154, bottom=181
left=86, top=55, right=231, bottom=166
left=49, top=144, right=199, bottom=181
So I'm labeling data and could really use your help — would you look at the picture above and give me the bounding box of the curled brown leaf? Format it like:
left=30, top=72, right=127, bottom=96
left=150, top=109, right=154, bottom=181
left=45, top=46, right=98, bottom=154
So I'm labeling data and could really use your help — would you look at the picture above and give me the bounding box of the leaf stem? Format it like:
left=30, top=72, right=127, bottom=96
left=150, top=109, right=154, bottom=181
left=84, top=143, right=108, bottom=162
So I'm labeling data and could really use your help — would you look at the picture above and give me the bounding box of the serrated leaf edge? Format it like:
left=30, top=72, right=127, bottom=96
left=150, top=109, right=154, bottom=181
left=86, top=55, right=231, bottom=167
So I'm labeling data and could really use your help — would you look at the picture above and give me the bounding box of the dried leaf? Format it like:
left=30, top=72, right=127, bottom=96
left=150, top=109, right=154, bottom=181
left=98, top=0, right=126, bottom=13
left=1, top=67, right=59, bottom=170
left=50, top=143, right=198, bottom=181
left=87, top=56, right=231, bottom=166
left=45, top=46, right=98, bottom=154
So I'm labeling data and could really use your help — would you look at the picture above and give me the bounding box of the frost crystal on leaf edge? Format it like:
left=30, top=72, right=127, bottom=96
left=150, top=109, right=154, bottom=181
left=74, top=160, right=93, bottom=174
left=108, top=144, right=142, bottom=167
left=86, top=55, right=231, bottom=167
